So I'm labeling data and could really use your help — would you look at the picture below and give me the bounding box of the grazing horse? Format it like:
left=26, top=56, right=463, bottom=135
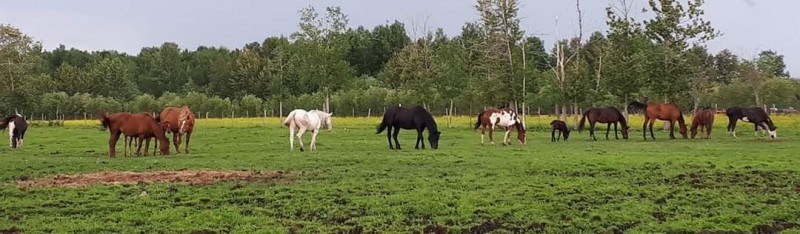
left=725, top=107, right=777, bottom=138
left=158, top=106, right=195, bottom=154
left=690, top=109, right=715, bottom=139
left=577, top=107, right=630, bottom=141
left=1, top=114, right=27, bottom=149
left=473, top=108, right=527, bottom=145
left=628, top=101, right=687, bottom=140
left=100, top=112, right=170, bottom=157
left=282, top=109, right=333, bottom=152
left=376, top=106, right=440, bottom=150
left=550, top=120, right=570, bottom=142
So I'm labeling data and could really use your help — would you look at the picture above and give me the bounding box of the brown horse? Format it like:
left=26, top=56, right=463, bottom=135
left=691, top=109, right=715, bottom=139
left=158, top=106, right=195, bottom=154
left=577, top=107, right=630, bottom=141
left=628, top=101, right=687, bottom=140
left=100, top=112, right=169, bottom=157
left=473, top=108, right=526, bottom=145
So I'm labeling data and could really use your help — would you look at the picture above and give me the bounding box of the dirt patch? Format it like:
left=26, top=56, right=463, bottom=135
left=0, top=227, right=21, bottom=234
left=17, top=170, right=290, bottom=188
left=421, top=224, right=447, bottom=234
left=752, top=222, right=800, bottom=234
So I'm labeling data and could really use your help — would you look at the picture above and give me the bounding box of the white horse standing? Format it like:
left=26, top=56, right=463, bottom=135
left=282, top=109, right=333, bottom=151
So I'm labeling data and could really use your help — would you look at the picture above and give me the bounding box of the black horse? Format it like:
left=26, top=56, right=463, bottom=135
left=726, top=107, right=777, bottom=138
left=577, top=107, right=630, bottom=141
left=377, top=106, right=440, bottom=150
left=0, top=114, right=28, bottom=149
left=549, top=120, right=570, bottom=142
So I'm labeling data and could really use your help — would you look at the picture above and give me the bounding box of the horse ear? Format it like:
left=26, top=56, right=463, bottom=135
left=328, top=112, right=333, bottom=116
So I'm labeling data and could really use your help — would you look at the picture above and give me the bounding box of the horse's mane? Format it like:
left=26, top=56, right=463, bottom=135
left=614, top=108, right=628, bottom=127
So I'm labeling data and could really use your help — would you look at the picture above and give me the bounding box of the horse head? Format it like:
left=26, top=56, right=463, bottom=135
left=621, top=126, right=630, bottom=140
left=429, top=131, right=441, bottom=149
left=324, top=112, right=333, bottom=130
left=678, top=124, right=688, bottom=139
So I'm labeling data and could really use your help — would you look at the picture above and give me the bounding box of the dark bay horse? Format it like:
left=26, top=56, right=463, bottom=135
left=100, top=112, right=170, bottom=157
left=158, top=106, right=195, bottom=154
left=474, top=108, right=526, bottom=145
left=550, top=120, right=570, bottom=142
left=376, top=106, right=440, bottom=150
left=577, top=107, right=630, bottom=141
left=1, top=114, right=27, bottom=149
left=691, top=109, right=715, bottom=139
left=725, top=107, right=777, bottom=138
left=628, top=101, right=687, bottom=140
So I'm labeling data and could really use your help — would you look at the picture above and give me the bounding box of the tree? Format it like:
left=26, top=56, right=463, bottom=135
left=0, top=24, right=41, bottom=96
left=137, top=42, right=189, bottom=96
left=474, top=0, right=524, bottom=106
left=605, top=0, right=646, bottom=113
left=88, top=57, right=140, bottom=100
left=712, top=49, right=739, bottom=84
left=740, top=60, right=766, bottom=107
left=686, top=46, right=714, bottom=112
left=756, top=50, right=789, bottom=78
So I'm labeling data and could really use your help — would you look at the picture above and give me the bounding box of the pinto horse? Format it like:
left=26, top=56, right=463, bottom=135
left=100, top=112, right=169, bottom=157
left=1, top=114, right=27, bottom=149
left=158, top=106, right=195, bottom=154
left=577, top=107, right=630, bottom=141
left=473, top=108, right=526, bottom=145
left=628, top=101, right=687, bottom=140
left=725, top=107, right=777, bottom=138
left=377, top=106, right=440, bottom=150
left=690, top=109, right=715, bottom=139
left=283, top=109, right=333, bottom=152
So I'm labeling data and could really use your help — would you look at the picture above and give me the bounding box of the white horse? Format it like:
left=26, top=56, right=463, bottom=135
left=282, top=109, right=333, bottom=151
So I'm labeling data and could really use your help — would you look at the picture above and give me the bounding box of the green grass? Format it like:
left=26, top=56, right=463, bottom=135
left=2, top=115, right=800, bottom=233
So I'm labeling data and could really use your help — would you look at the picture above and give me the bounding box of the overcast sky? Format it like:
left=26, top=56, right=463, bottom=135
left=1, top=0, right=796, bottom=75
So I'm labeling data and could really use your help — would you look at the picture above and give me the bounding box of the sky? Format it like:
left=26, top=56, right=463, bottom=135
left=1, top=0, right=796, bottom=75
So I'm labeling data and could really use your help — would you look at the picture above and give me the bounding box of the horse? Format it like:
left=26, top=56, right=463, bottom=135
left=473, top=108, right=526, bottom=145
left=628, top=101, right=687, bottom=140
left=577, top=107, right=630, bottom=141
left=690, top=109, right=715, bottom=139
left=725, top=107, right=777, bottom=138
left=282, top=109, right=333, bottom=152
left=100, top=112, right=170, bottom=157
left=158, top=106, right=195, bottom=154
left=376, top=106, right=440, bottom=150
left=0, top=114, right=27, bottom=149
left=550, top=120, right=570, bottom=142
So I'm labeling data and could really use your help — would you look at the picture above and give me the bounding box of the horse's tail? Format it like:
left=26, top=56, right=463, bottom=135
left=376, top=121, right=388, bottom=134
left=282, top=111, right=295, bottom=127
left=473, top=111, right=484, bottom=130
left=577, top=111, right=588, bottom=132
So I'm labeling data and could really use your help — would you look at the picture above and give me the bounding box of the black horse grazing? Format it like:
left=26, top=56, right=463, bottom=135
left=0, top=114, right=28, bottom=149
left=549, top=120, right=570, bottom=142
left=726, top=107, right=777, bottom=138
left=377, top=106, right=441, bottom=150
left=577, top=107, right=630, bottom=141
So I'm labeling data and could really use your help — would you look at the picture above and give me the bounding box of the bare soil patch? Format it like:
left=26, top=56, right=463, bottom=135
left=17, top=170, right=290, bottom=188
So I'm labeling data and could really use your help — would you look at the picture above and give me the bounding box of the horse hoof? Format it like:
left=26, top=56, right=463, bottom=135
left=299, top=148, right=304, bottom=152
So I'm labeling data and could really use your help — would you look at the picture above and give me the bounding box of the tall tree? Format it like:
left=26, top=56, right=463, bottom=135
left=474, top=0, right=523, bottom=106
left=756, top=50, right=789, bottom=78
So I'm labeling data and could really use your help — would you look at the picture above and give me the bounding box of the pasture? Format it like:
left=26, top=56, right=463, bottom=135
left=2, top=115, right=800, bottom=233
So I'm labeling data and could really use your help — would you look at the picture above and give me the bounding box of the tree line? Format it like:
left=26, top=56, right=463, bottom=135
left=1, top=0, right=797, bottom=120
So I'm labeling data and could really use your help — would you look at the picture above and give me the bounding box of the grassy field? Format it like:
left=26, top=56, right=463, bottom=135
left=2, top=114, right=800, bottom=233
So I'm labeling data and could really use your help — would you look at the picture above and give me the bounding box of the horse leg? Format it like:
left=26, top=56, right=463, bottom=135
left=558, top=130, right=562, bottom=141
left=648, top=118, right=657, bottom=140
left=605, top=123, right=611, bottom=140
left=144, top=137, right=151, bottom=156
left=296, top=127, right=307, bottom=152
left=730, top=119, right=738, bottom=138
left=668, top=120, right=676, bottom=139
left=706, top=123, right=712, bottom=139
left=613, top=122, right=619, bottom=140
left=480, top=125, right=486, bottom=145
left=415, top=128, right=425, bottom=149
left=310, top=129, right=319, bottom=151
left=289, top=125, right=296, bottom=151
left=386, top=126, right=394, bottom=150
left=184, top=131, right=192, bottom=154
left=136, top=137, right=144, bottom=156
left=393, top=127, right=402, bottom=150
left=488, top=124, right=495, bottom=145
left=123, top=136, right=129, bottom=157
left=589, top=121, right=597, bottom=141
left=172, top=133, right=181, bottom=155
left=109, top=131, right=121, bottom=158
left=551, top=129, right=556, bottom=142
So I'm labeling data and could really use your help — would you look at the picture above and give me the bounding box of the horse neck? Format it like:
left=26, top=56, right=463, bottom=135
left=617, top=111, right=628, bottom=128
left=425, top=117, right=438, bottom=133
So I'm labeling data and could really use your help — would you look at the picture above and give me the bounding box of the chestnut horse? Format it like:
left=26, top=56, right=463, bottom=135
left=100, top=112, right=169, bottom=157
left=628, top=101, right=687, bottom=140
left=158, top=106, right=195, bottom=154
left=577, top=107, right=630, bottom=141
left=473, top=108, right=526, bottom=145
left=691, top=109, right=715, bottom=139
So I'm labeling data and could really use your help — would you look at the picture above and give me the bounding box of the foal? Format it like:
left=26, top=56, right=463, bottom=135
left=690, top=109, right=714, bottom=139
left=550, top=120, right=570, bottom=142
